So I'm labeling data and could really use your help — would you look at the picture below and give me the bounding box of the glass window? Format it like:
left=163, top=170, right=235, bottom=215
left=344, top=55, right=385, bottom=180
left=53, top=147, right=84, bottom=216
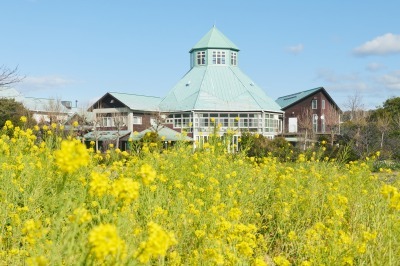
left=322, top=100, right=325, bottom=110
left=197, top=51, right=206, bottom=65
left=212, top=51, right=226, bottom=65
left=231, top=52, right=237, bottom=66
left=313, top=114, right=318, bottom=132
left=312, top=99, right=317, bottom=109
left=133, top=116, right=142, bottom=125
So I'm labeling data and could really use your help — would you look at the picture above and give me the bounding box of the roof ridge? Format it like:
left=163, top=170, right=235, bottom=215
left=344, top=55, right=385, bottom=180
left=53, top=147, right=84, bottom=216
left=278, top=87, right=322, bottom=99
left=109, top=92, right=161, bottom=98
left=228, top=66, right=264, bottom=109
left=192, top=66, right=208, bottom=109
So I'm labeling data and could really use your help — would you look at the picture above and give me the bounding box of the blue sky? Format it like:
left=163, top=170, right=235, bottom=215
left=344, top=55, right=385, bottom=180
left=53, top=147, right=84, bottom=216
left=2, top=0, right=400, bottom=110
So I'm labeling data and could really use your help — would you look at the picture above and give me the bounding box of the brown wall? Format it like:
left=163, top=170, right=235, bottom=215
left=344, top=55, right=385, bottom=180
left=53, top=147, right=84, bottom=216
left=283, top=91, right=338, bottom=134
left=132, top=113, right=153, bottom=132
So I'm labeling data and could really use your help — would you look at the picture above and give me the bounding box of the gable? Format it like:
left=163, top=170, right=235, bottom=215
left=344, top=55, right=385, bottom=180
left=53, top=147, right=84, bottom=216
left=276, top=87, right=341, bottom=112
left=88, top=92, right=162, bottom=112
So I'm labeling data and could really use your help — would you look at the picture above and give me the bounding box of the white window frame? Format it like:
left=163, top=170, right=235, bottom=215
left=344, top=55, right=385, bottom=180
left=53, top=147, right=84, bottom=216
left=197, top=51, right=205, bottom=65
left=313, top=114, right=318, bottom=132
left=102, top=117, right=114, bottom=127
left=322, top=100, right=325, bottom=110
left=231, top=52, right=237, bottom=66
left=212, top=51, right=226, bottom=65
left=132, top=116, right=142, bottom=125
left=312, top=99, right=317, bottom=109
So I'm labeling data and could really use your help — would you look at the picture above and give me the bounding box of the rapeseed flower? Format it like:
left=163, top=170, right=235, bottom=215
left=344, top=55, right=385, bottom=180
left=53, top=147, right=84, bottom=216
left=111, top=177, right=140, bottom=205
left=54, top=140, right=89, bottom=173
left=89, top=171, right=110, bottom=197
left=88, top=224, right=126, bottom=262
left=138, top=164, right=156, bottom=185
left=135, top=222, right=177, bottom=263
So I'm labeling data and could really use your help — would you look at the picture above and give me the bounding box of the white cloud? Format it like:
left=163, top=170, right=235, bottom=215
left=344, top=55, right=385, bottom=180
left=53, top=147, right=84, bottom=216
left=353, top=33, right=400, bottom=56
left=19, top=75, right=74, bottom=92
left=379, top=70, right=400, bottom=91
left=366, top=62, right=385, bottom=72
left=286, top=44, right=304, bottom=55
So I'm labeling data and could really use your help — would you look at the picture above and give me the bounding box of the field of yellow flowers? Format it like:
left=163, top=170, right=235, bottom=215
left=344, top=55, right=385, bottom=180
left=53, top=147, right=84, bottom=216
left=1, top=119, right=399, bottom=265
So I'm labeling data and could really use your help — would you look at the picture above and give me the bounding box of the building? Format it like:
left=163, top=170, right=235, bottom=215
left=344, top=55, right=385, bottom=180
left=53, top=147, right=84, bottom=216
left=86, top=26, right=284, bottom=150
left=0, top=86, right=79, bottom=124
left=276, top=87, right=341, bottom=142
left=86, top=92, right=162, bottom=150
left=159, top=26, right=284, bottom=148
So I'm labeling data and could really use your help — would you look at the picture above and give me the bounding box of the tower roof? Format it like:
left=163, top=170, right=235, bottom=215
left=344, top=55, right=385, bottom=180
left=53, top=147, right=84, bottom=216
left=189, top=26, right=239, bottom=53
left=159, top=65, right=282, bottom=112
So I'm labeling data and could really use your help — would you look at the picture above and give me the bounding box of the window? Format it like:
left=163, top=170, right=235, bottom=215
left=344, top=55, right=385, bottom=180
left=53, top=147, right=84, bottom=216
left=132, top=116, right=142, bottom=125
left=231, top=52, right=237, bottom=66
left=212, top=51, right=226, bottom=64
left=197, top=51, right=205, bottom=65
left=322, top=100, right=325, bottom=110
left=313, top=114, right=318, bottom=132
left=265, top=113, right=279, bottom=133
left=102, top=117, right=114, bottom=127
left=312, top=99, right=317, bottom=109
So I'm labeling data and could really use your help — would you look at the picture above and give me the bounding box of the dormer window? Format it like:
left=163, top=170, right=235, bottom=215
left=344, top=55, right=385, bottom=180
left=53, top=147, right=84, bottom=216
left=231, top=52, right=237, bottom=66
left=212, top=51, right=226, bottom=64
left=197, top=51, right=206, bottom=65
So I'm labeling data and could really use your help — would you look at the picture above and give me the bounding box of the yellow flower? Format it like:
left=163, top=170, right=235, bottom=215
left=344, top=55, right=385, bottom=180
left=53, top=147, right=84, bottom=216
left=69, top=207, right=92, bottom=224
left=88, top=224, right=126, bottom=262
left=111, top=177, right=140, bottom=205
left=139, top=164, right=156, bottom=185
left=26, top=256, right=49, bottom=266
left=274, top=255, right=291, bottom=266
left=72, top=121, right=79, bottom=127
left=4, top=120, right=13, bottom=129
left=54, top=140, right=90, bottom=173
left=135, top=222, right=177, bottom=263
left=89, top=171, right=110, bottom=197
left=288, top=230, right=297, bottom=241
left=20, top=116, right=27, bottom=123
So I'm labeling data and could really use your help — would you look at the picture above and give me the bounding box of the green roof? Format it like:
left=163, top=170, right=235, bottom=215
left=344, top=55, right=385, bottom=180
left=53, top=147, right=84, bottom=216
left=190, top=26, right=239, bottom=52
left=275, top=87, right=323, bottom=109
left=131, top=127, right=193, bottom=142
left=108, top=92, right=162, bottom=111
left=0, top=87, right=24, bottom=99
left=83, top=130, right=131, bottom=141
left=159, top=65, right=282, bottom=112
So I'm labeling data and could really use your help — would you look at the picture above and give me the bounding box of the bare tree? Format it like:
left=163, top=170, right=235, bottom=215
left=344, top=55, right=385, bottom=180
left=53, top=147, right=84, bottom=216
left=344, top=91, right=365, bottom=122
left=343, top=92, right=369, bottom=148
left=0, top=65, right=24, bottom=87
left=150, top=111, right=168, bottom=133
left=112, top=113, right=128, bottom=149
left=376, top=113, right=391, bottom=150
left=297, top=107, right=313, bottom=150
left=324, top=104, right=341, bottom=146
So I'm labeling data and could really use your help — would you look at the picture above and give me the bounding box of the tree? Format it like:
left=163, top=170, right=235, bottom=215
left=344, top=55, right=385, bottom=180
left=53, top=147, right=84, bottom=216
left=324, top=104, right=341, bottom=146
left=0, top=65, right=24, bottom=87
left=0, top=98, right=32, bottom=127
left=376, top=113, right=391, bottom=150
left=297, top=107, right=313, bottom=150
